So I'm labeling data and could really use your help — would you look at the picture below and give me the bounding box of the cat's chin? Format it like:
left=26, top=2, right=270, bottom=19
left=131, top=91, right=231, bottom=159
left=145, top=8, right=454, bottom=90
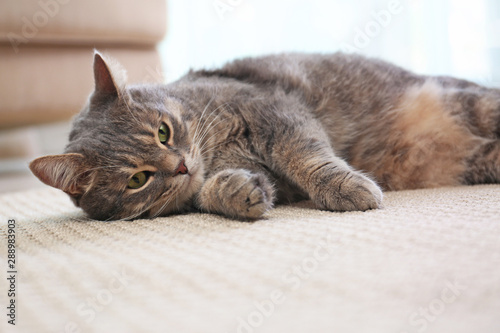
left=181, top=166, right=203, bottom=199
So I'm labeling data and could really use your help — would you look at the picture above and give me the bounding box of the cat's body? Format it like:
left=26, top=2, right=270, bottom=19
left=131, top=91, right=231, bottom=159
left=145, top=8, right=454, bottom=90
left=30, top=52, right=500, bottom=220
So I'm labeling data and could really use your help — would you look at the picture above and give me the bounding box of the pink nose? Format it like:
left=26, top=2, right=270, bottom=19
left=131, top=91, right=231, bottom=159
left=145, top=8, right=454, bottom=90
left=175, top=160, right=188, bottom=175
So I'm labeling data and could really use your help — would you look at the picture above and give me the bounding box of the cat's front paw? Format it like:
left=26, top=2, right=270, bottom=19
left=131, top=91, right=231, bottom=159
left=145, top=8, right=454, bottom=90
left=314, top=171, right=383, bottom=212
left=198, top=169, right=274, bottom=220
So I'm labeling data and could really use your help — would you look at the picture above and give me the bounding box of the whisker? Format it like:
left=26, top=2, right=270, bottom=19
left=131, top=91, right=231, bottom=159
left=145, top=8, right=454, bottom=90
left=150, top=185, right=181, bottom=219
left=198, top=102, right=229, bottom=135
left=192, top=91, right=217, bottom=145
left=68, top=216, right=100, bottom=223
left=198, top=126, right=230, bottom=154
left=123, top=96, right=141, bottom=125
left=116, top=197, right=159, bottom=221
left=194, top=104, right=229, bottom=150
left=151, top=197, right=174, bottom=219
left=198, top=108, right=228, bottom=137
left=200, top=142, right=228, bottom=158
left=192, top=92, right=217, bottom=144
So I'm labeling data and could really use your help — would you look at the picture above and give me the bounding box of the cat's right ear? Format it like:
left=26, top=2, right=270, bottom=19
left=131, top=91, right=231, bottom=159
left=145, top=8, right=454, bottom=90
left=92, top=51, right=127, bottom=100
left=29, top=153, right=92, bottom=198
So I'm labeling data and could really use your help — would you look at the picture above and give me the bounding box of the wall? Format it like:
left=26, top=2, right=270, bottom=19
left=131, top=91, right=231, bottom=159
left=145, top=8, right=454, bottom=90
left=160, top=0, right=499, bottom=87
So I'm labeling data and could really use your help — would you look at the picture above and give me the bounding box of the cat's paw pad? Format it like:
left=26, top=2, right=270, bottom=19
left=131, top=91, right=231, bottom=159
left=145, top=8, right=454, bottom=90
left=317, top=171, right=383, bottom=212
left=225, top=171, right=274, bottom=219
left=200, top=169, right=275, bottom=220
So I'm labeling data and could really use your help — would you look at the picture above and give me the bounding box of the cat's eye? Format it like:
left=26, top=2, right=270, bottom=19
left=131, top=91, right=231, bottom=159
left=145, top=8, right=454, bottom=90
left=158, top=123, right=170, bottom=144
left=128, top=171, right=149, bottom=189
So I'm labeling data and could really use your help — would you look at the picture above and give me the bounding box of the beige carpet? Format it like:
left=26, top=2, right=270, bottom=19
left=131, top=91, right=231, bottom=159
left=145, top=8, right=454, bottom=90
left=1, top=185, right=499, bottom=333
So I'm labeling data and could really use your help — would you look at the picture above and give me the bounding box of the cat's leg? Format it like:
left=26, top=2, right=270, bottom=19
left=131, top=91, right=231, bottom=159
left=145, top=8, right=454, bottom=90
left=269, top=131, right=383, bottom=211
left=449, top=86, right=500, bottom=139
left=197, top=169, right=275, bottom=219
left=447, top=85, right=500, bottom=184
left=463, top=141, right=500, bottom=184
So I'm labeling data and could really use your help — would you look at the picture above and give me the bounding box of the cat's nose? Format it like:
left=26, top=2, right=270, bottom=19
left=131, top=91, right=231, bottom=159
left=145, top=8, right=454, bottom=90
left=175, top=160, right=188, bottom=176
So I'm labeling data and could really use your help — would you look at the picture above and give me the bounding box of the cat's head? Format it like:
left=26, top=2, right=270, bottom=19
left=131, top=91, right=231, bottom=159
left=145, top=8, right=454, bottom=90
left=29, top=52, right=204, bottom=220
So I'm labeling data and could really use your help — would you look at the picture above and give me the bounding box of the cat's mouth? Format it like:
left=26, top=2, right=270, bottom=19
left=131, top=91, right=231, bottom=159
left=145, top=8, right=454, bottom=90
left=180, top=163, right=204, bottom=199
left=183, top=165, right=197, bottom=189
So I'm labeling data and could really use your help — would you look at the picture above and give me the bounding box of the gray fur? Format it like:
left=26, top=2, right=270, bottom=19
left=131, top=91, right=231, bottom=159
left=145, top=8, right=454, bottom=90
left=29, top=52, right=500, bottom=220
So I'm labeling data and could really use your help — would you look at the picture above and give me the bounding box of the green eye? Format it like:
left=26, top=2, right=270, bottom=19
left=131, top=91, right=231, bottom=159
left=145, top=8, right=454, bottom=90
left=159, top=123, right=170, bottom=144
left=128, top=171, right=148, bottom=189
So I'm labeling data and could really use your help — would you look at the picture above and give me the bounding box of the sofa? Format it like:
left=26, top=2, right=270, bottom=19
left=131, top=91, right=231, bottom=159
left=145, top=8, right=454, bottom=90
left=0, top=0, right=166, bottom=188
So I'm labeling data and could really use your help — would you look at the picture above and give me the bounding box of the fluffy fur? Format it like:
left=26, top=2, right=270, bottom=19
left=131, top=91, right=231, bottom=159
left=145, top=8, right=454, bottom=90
left=30, top=52, right=500, bottom=220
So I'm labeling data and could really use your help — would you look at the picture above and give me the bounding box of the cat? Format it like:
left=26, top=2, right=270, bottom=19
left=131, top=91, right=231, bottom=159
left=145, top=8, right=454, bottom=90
left=29, top=51, right=500, bottom=221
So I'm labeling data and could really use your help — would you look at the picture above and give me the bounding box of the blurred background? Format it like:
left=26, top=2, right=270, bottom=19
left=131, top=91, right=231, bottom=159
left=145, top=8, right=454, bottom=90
left=0, top=0, right=499, bottom=193
left=161, top=0, right=500, bottom=85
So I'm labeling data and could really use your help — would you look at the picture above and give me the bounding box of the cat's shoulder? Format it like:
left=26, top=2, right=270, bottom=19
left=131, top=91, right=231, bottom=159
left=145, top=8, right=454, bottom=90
left=189, top=52, right=395, bottom=84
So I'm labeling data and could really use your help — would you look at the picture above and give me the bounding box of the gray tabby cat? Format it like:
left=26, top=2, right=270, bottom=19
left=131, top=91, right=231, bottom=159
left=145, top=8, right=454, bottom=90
left=29, top=52, right=500, bottom=221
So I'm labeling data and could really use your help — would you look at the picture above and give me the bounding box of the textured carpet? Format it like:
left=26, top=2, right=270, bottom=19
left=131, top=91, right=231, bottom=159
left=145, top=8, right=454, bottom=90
left=1, top=185, right=499, bottom=333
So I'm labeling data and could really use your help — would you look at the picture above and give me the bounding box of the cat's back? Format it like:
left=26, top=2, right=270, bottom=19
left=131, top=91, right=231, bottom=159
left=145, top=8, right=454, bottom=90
left=193, top=52, right=423, bottom=112
left=203, top=53, right=416, bottom=87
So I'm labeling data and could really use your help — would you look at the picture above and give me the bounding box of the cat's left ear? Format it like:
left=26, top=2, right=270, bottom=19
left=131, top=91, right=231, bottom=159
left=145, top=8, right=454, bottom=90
left=29, top=153, right=93, bottom=198
left=92, top=50, right=128, bottom=100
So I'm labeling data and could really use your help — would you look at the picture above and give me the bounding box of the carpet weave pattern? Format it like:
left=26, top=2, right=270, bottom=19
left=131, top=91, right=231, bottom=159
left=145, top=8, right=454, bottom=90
left=1, top=185, right=499, bottom=333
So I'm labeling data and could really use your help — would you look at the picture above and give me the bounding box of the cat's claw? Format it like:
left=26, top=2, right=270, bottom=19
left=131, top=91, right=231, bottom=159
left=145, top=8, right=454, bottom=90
left=241, top=173, right=274, bottom=218
left=314, top=171, right=383, bottom=212
left=198, top=169, right=274, bottom=220
left=224, top=170, right=274, bottom=219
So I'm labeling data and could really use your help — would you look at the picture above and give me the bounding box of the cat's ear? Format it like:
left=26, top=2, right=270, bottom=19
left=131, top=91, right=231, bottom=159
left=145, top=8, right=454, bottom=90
left=29, top=153, right=92, bottom=197
left=92, top=50, right=127, bottom=99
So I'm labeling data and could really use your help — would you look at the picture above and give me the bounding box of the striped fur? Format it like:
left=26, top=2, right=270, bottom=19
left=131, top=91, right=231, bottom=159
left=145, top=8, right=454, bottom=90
left=30, top=52, right=500, bottom=220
